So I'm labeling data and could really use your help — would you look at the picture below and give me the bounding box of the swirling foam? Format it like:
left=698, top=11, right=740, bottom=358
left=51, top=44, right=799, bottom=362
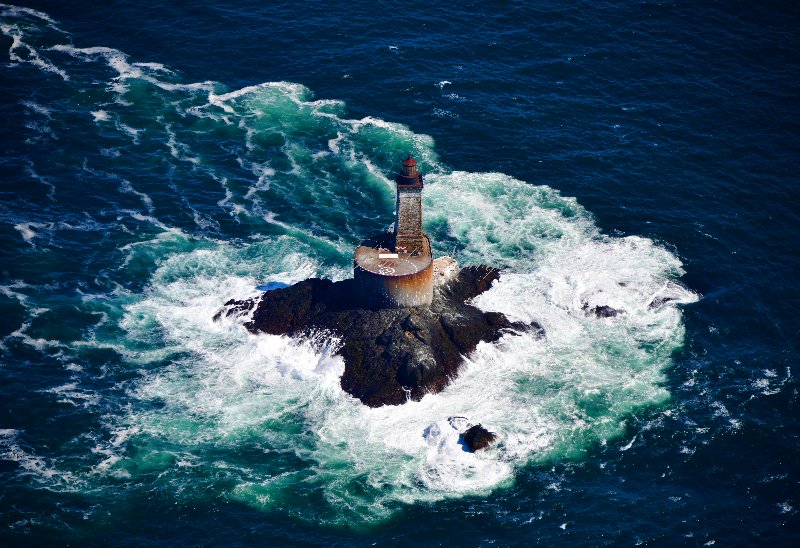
left=0, top=4, right=698, bottom=526
left=100, top=171, right=696, bottom=525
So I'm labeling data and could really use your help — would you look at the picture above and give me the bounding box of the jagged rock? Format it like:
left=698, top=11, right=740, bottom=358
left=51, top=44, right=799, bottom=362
left=583, top=302, right=620, bottom=318
left=460, top=424, right=497, bottom=452
left=215, top=266, right=544, bottom=407
left=213, top=298, right=257, bottom=321
left=648, top=296, right=675, bottom=309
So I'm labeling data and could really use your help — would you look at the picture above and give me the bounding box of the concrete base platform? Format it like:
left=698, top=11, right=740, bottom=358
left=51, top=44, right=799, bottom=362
left=353, top=232, right=434, bottom=308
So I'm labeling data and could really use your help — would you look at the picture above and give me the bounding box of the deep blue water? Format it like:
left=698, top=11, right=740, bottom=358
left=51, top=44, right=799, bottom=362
left=1, top=1, right=798, bottom=545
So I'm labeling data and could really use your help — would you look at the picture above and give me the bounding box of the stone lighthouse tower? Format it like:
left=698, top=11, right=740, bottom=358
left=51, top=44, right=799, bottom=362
left=394, top=156, right=425, bottom=255
left=353, top=155, right=434, bottom=309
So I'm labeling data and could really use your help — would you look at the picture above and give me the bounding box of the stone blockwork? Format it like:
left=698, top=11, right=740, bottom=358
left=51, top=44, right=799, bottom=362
left=395, top=187, right=424, bottom=253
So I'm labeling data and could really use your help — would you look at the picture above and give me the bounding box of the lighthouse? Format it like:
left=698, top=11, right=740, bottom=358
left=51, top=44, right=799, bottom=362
left=353, top=155, right=434, bottom=309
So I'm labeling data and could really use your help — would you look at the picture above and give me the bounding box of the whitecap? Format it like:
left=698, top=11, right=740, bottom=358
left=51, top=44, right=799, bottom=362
left=91, top=110, right=109, bottom=122
left=14, top=222, right=41, bottom=243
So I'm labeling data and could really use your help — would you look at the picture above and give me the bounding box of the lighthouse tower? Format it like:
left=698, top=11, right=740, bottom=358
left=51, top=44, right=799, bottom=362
left=353, top=155, right=434, bottom=309
left=394, top=156, right=425, bottom=255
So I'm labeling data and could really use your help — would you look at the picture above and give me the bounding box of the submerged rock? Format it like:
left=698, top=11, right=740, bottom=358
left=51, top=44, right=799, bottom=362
left=215, top=265, right=543, bottom=407
left=648, top=296, right=675, bottom=309
left=583, top=303, right=620, bottom=318
left=460, top=424, right=497, bottom=452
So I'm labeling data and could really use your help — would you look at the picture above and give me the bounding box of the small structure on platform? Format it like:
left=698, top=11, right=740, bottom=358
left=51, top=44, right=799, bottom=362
left=353, top=156, right=434, bottom=309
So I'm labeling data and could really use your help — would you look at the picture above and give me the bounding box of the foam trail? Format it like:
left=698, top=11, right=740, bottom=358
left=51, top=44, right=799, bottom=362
left=20, top=100, right=52, bottom=118
left=165, top=124, right=200, bottom=165
left=49, top=44, right=216, bottom=93
left=1, top=23, right=69, bottom=79
left=24, top=162, right=56, bottom=199
left=7, top=307, right=61, bottom=351
left=0, top=4, right=61, bottom=27
left=119, top=179, right=155, bottom=213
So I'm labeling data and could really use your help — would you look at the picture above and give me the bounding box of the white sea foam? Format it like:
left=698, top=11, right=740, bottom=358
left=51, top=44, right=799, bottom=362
left=0, top=4, right=60, bottom=27
left=239, top=159, right=275, bottom=197
left=207, top=81, right=309, bottom=115
left=0, top=22, right=69, bottom=79
left=81, top=162, right=154, bottom=213
left=119, top=178, right=155, bottom=213
left=433, top=108, right=459, bottom=119
left=133, top=61, right=172, bottom=73
left=328, top=131, right=344, bottom=154
left=14, top=222, right=42, bottom=243
left=6, top=305, right=62, bottom=351
left=165, top=124, right=200, bottom=165
left=361, top=156, right=393, bottom=188
left=0, top=428, right=82, bottom=489
left=23, top=119, right=58, bottom=142
left=97, top=170, right=697, bottom=524
left=49, top=43, right=215, bottom=99
left=199, top=81, right=441, bottom=175
left=117, top=121, right=141, bottom=144
left=0, top=281, right=31, bottom=312
left=41, top=383, right=99, bottom=408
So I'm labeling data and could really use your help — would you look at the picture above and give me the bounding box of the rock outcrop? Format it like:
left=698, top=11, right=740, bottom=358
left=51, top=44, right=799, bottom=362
left=215, top=265, right=542, bottom=407
left=460, top=424, right=498, bottom=452
left=583, top=303, right=620, bottom=318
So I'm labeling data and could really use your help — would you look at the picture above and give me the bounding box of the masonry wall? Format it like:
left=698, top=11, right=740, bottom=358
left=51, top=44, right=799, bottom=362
left=395, top=188, right=424, bottom=253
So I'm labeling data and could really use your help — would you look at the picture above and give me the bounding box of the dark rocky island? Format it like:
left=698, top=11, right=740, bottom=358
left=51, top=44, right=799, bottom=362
left=214, top=157, right=542, bottom=408
left=460, top=424, right=498, bottom=452
left=214, top=264, right=542, bottom=407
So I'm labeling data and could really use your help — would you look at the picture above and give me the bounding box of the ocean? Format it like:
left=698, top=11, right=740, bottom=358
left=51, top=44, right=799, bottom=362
left=1, top=1, right=798, bottom=544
